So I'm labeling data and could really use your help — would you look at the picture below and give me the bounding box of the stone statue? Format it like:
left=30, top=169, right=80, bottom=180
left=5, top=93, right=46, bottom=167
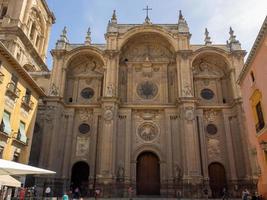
left=117, top=165, right=124, bottom=182
left=106, top=84, right=113, bottom=97
left=174, top=164, right=182, bottom=180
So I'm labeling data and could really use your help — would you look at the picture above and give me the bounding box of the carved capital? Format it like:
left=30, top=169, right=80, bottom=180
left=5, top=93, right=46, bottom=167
left=176, top=50, right=193, bottom=60
left=104, top=50, right=120, bottom=59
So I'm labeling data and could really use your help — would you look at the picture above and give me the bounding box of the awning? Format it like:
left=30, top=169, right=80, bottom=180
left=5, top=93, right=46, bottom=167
left=0, top=159, right=56, bottom=175
left=0, top=175, right=21, bottom=187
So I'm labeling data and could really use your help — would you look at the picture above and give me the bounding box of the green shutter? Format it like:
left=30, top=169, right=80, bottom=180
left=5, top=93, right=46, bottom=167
left=3, top=111, right=11, bottom=135
left=19, top=122, right=27, bottom=143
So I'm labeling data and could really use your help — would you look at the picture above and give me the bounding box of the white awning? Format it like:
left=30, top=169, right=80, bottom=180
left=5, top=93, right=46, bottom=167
left=0, top=159, right=56, bottom=175
left=0, top=175, right=21, bottom=187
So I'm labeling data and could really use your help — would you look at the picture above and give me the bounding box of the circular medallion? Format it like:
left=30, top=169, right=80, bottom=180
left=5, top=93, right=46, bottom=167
left=81, top=87, right=94, bottom=99
left=206, top=124, right=218, bottom=135
left=137, top=81, right=158, bottom=99
left=201, top=88, right=214, bottom=100
left=138, top=123, right=159, bottom=141
left=79, top=123, right=90, bottom=134
left=104, top=109, right=113, bottom=121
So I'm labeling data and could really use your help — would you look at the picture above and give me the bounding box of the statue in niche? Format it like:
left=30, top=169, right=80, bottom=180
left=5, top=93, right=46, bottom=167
left=174, top=164, right=183, bottom=180
left=106, top=84, right=113, bottom=97
left=116, top=165, right=124, bottom=182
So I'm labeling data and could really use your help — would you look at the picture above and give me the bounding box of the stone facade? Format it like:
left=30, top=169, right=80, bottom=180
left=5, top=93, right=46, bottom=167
left=31, top=11, right=255, bottom=197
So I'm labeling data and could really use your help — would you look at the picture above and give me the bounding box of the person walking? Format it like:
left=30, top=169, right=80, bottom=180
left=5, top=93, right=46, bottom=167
left=63, top=192, right=69, bottom=200
left=128, top=186, right=133, bottom=200
left=222, top=187, right=229, bottom=200
left=44, top=186, right=51, bottom=200
left=242, top=189, right=250, bottom=200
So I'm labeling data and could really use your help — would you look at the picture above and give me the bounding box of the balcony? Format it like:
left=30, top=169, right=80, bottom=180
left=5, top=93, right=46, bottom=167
left=21, top=96, right=34, bottom=111
left=0, top=71, right=4, bottom=84
left=6, top=82, right=20, bottom=100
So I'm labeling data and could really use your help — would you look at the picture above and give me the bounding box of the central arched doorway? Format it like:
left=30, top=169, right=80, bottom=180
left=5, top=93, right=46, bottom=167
left=208, top=162, right=227, bottom=198
left=137, top=152, right=160, bottom=195
left=71, top=161, right=90, bottom=196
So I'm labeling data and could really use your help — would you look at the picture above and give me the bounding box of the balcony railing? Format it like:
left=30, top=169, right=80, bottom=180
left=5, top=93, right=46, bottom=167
left=0, top=71, right=4, bottom=84
left=16, top=132, right=28, bottom=145
left=6, top=82, right=20, bottom=100
left=256, top=121, right=265, bottom=133
left=21, top=96, right=34, bottom=111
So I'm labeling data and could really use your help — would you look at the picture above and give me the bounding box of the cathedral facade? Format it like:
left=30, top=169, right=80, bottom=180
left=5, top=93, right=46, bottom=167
left=30, top=11, right=257, bottom=197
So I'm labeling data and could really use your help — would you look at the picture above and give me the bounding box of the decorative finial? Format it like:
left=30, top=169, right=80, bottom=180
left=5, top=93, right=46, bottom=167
left=59, top=26, right=68, bottom=42
left=178, top=10, right=189, bottom=33
left=179, top=10, right=184, bottom=20
left=111, top=10, right=117, bottom=24
left=227, top=26, right=241, bottom=50
left=204, top=28, right=212, bottom=45
left=85, top=27, right=91, bottom=45
left=112, top=10, right=117, bottom=20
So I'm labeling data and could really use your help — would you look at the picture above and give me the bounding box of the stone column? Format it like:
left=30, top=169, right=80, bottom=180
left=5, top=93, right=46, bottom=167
left=124, top=109, right=132, bottom=183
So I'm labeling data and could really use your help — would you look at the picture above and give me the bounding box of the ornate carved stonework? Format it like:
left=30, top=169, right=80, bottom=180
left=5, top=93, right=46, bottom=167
left=49, top=83, right=59, bottom=96
left=207, top=138, right=221, bottom=161
left=104, top=107, right=114, bottom=122
left=76, top=136, right=89, bottom=157
left=79, top=109, right=93, bottom=121
left=182, top=84, right=193, bottom=97
left=184, top=107, right=195, bottom=121
left=138, top=122, right=159, bottom=142
left=204, top=109, right=218, bottom=122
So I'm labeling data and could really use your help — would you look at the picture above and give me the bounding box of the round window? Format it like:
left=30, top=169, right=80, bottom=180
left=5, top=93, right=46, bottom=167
left=137, top=81, right=158, bottom=99
left=81, top=88, right=94, bottom=99
left=201, top=88, right=214, bottom=100
left=78, top=123, right=90, bottom=134
left=206, top=124, right=218, bottom=135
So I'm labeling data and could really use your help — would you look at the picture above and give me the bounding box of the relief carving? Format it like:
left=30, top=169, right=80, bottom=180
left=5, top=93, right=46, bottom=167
left=138, top=122, right=159, bottom=142
left=76, top=136, right=89, bottom=157
left=49, top=83, right=59, bottom=96
left=207, top=138, right=221, bottom=160
left=204, top=109, right=217, bottom=122
left=79, top=109, right=93, bottom=121
left=193, top=62, right=224, bottom=78
left=184, top=107, right=195, bottom=121
left=182, top=84, right=193, bottom=97
left=104, top=106, right=114, bottom=122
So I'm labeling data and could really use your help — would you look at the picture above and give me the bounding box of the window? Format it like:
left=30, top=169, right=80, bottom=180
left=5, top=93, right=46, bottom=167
left=0, top=6, right=7, bottom=19
left=18, top=121, right=27, bottom=143
left=256, top=101, right=265, bottom=132
left=206, top=124, right=218, bottom=135
left=13, top=152, right=20, bottom=162
left=1, top=110, right=12, bottom=135
left=0, top=146, right=3, bottom=159
left=78, top=123, right=91, bottom=134
left=30, top=23, right=36, bottom=40
left=25, top=88, right=31, bottom=104
left=250, top=71, right=255, bottom=83
left=81, top=88, right=94, bottom=99
left=11, top=74, right=18, bottom=88
left=201, top=88, right=215, bottom=100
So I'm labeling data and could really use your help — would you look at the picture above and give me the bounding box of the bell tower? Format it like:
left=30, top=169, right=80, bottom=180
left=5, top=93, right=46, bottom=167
left=0, top=0, right=55, bottom=71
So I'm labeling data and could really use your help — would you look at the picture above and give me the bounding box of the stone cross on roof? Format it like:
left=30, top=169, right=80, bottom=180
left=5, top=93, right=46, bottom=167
left=143, top=5, right=152, bottom=23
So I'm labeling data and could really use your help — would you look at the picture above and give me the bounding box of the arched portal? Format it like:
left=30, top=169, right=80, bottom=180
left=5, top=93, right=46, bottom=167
left=208, top=162, right=227, bottom=198
left=71, top=161, right=90, bottom=196
left=136, top=152, right=160, bottom=195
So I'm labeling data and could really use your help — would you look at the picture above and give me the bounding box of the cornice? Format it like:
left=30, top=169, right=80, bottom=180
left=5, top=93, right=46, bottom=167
left=238, top=16, right=267, bottom=84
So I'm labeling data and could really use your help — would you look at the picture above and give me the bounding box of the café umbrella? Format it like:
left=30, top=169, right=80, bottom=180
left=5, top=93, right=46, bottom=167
left=0, top=159, right=56, bottom=175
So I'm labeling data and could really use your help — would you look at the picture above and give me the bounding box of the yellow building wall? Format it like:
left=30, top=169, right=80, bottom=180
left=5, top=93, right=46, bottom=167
left=0, top=54, right=39, bottom=164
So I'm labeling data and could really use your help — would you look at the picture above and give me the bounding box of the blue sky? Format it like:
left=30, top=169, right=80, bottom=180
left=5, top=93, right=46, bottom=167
left=46, top=0, right=267, bottom=69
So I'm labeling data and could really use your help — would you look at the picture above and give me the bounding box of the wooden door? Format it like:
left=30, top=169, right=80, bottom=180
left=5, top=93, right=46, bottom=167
left=209, top=163, right=227, bottom=198
left=137, top=152, right=160, bottom=195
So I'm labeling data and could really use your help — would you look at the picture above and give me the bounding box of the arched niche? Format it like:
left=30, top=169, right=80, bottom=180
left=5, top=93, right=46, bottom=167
left=119, top=32, right=177, bottom=103
left=192, top=52, right=233, bottom=104
left=64, top=52, right=104, bottom=104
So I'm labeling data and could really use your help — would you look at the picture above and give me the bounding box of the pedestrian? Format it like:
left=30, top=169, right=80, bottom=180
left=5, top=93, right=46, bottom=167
left=222, top=187, right=228, bottom=200
left=128, top=186, right=133, bottom=200
left=73, top=187, right=80, bottom=199
left=63, top=192, right=69, bottom=200
left=44, top=186, right=51, bottom=199
left=19, top=187, right=26, bottom=200
left=95, top=188, right=100, bottom=200
left=242, top=189, right=250, bottom=200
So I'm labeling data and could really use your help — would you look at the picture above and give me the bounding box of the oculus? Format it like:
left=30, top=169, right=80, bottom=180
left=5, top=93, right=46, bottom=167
left=78, top=123, right=91, bottom=134
left=137, top=81, right=158, bottom=99
left=201, top=88, right=214, bottom=100
left=206, top=124, right=218, bottom=135
left=138, top=123, right=158, bottom=141
left=81, top=87, right=94, bottom=99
